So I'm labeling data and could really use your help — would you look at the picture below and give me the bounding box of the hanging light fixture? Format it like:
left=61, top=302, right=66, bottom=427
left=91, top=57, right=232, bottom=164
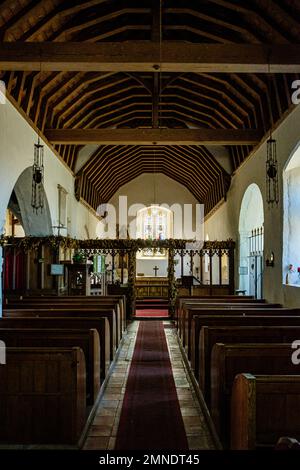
left=266, top=63, right=279, bottom=207
left=31, top=62, right=44, bottom=213
left=31, top=136, right=44, bottom=213
left=266, top=136, right=279, bottom=206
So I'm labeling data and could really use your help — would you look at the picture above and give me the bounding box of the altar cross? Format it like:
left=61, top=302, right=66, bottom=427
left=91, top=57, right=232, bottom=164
left=153, top=265, right=159, bottom=277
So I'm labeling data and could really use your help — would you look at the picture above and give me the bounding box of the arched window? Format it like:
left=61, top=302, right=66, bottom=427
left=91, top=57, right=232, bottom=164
left=283, top=144, right=300, bottom=285
left=136, top=206, right=173, bottom=240
left=136, top=206, right=173, bottom=259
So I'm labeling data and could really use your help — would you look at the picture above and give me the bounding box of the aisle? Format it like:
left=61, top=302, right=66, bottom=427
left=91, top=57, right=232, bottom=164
left=115, top=321, right=188, bottom=450
left=83, top=321, right=215, bottom=450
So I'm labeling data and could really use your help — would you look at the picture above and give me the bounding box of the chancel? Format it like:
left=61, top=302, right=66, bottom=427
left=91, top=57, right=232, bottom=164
left=1, top=0, right=300, bottom=459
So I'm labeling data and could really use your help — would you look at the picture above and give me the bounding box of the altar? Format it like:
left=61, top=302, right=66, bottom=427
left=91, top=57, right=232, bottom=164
left=135, top=276, right=169, bottom=298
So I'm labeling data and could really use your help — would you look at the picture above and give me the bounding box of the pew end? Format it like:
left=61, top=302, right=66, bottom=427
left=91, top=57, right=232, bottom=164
left=231, top=374, right=300, bottom=450
left=0, top=347, right=86, bottom=446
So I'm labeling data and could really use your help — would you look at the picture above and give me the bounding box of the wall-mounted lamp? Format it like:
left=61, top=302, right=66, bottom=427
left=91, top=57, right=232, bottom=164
left=266, top=251, right=275, bottom=267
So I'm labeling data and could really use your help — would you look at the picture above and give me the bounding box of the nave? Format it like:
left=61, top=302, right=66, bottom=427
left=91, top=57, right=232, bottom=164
left=2, top=291, right=300, bottom=451
left=1, top=0, right=300, bottom=461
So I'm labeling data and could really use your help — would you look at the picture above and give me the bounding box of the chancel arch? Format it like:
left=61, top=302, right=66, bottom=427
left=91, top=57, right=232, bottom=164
left=5, top=167, right=52, bottom=237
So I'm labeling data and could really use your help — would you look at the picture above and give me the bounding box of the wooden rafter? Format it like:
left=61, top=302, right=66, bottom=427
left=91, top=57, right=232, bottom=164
left=1, top=1, right=299, bottom=215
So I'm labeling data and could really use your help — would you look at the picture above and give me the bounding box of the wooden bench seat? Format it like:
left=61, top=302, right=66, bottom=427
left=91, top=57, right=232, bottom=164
left=178, top=300, right=270, bottom=344
left=176, top=294, right=255, bottom=314
left=182, top=303, right=282, bottom=356
left=10, top=301, right=122, bottom=346
left=0, top=347, right=86, bottom=445
left=0, top=316, right=110, bottom=379
left=176, top=296, right=258, bottom=335
left=211, top=343, right=300, bottom=447
left=13, top=295, right=127, bottom=333
left=200, top=325, right=300, bottom=406
left=3, top=307, right=116, bottom=362
left=231, top=373, right=300, bottom=450
left=7, top=299, right=124, bottom=345
left=0, top=327, right=100, bottom=405
left=176, top=295, right=257, bottom=319
left=190, top=311, right=300, bottom=378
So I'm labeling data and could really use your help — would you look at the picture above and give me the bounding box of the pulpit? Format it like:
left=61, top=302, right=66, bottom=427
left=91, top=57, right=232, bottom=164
left=65, top=263, right=91, bottom=295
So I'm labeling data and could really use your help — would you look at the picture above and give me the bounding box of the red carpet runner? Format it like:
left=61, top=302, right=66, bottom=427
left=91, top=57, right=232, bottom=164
left=115, top=321, right=188, bottom=450
left=135, top=309, right=169, bottom=317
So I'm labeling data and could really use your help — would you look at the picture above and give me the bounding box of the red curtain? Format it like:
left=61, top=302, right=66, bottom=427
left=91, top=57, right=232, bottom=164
left=4, top=248, right=13, bottom=291
left=15, top=251, right=25, bottom=290
left=3, top=248, right=25, bottom=291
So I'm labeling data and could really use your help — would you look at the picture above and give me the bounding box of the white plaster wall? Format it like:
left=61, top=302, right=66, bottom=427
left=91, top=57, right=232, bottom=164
left=0, top=98, right=99, bottom=238
left=205, top=104, right=300, bottom=306
left=136, top=259, right=168, bottom=277
left=109, top=172, right=198, bottom=210
left=107, top=173, right=200, bottom=238
left=283, top=166, right=300, bottom=283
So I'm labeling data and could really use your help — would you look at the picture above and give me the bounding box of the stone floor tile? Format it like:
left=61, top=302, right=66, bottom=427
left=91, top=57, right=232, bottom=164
left=83, top=436, right=109, bottom=450
left=184, top=425, right=203, bottom=435
left=181, top=407, right=200, bottom=417
left=108, top=437, right=116, bottom=450
left=100, top=399, right=120, bottom=408
left=187, top=436, right=208, bottom=450
left=88, top=425, right=112, bottom=437
left=93, top=415, right=115, bottom=426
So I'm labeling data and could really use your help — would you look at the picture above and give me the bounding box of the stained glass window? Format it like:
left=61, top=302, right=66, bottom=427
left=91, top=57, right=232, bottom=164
left=136, top=206, right=173, bottom=259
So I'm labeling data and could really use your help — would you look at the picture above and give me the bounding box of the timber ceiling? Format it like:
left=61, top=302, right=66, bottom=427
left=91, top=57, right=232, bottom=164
left=0, top=0, right=299, bottom=215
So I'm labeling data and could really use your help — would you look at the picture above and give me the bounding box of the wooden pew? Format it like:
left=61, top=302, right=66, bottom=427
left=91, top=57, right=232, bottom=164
left=200, top=325, right=300, bottom=406
left=211, top=343, right=300, bottom=446
left=6, top=300, right=122, bottom=347
left=6, top=294, right=127, bottom=334
left=182, top=303, right=281, bottom=355
left=231, top=373, right=300, bottom=450
left=185, top=305, right=289, bottom=362
left=0, top=316, right=110, bottom=379
left=0, top=328, right=100, bottom=405
left=176, top=295, right=257, bottom=335
left=179, top=299, right=270, bottom=344
left=176, top=294, right=255, bottom=316
left=190, top=310, right=300, bottom=377
left=3, top=307, right=116, bottom=361
left=0, top=347, right=86, bottom=445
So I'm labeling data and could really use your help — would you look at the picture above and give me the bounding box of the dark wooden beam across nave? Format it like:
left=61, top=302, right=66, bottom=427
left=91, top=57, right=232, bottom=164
left=45, top=128, right=262, bottom=145
left=1, top=42, right=300, bottom=73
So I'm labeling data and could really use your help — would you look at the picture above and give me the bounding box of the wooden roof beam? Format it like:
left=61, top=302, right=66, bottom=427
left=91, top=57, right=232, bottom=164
left=1, top=42, right=300, bottom=72
left=44, top=128, right=262, bottom=145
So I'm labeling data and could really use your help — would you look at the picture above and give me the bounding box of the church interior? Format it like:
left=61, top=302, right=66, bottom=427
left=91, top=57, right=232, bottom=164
left=1, top=0, right=300, bottom=457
